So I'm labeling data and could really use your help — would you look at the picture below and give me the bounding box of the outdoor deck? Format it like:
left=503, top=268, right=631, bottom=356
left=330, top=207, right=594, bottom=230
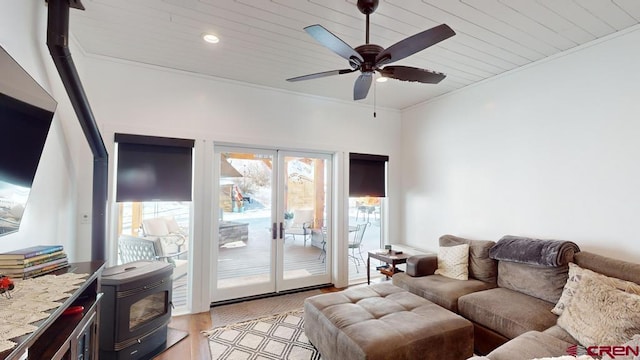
left=170, top=208, right=384, bottom=309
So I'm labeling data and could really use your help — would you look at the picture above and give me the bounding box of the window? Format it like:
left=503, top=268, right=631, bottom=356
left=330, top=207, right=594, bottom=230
left=348, top=153, right=388, bottom=283
left=114, top=134, right=194, bottom=311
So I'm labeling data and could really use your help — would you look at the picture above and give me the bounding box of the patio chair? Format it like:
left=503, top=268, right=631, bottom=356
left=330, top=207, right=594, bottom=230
left=284, top=209, right=314, bottom=246
left=318, top=226, right=327, bottom=263
left=348, top=222, right=369, bottom=272
left=141, top=216, right=187, bottom=255
left=356, top=199, right=379, bottom=222
left=118, top=235, right=188, bottom=280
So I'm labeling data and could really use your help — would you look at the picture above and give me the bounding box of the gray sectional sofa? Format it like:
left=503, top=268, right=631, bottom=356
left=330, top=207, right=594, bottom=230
left=393, top=235, right=498, bottom=314
left=392, top=235, right=640, bottom=359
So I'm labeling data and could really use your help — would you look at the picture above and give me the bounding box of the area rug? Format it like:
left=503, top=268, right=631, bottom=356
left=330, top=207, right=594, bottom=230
left=210, top=289, right=323, bottom=327
left=203, top=309, right=321, bottom=360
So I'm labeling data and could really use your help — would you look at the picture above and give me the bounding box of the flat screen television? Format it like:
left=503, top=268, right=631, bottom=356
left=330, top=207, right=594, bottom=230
left=0, top=46, right=56, bottom=235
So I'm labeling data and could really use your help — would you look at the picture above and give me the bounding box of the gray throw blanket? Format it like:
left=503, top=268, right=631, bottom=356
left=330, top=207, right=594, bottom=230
left=489, top=235, right=580, bottom=267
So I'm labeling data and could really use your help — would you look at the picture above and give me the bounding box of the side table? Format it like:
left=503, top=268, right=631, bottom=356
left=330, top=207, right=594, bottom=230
left=367, top=250, right=410, bottom=285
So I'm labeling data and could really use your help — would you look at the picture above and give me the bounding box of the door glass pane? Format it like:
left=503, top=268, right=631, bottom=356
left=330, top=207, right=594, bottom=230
left=283, top=156, right=328, bottom=279
left=348, top=196, right=382, bottom=283
left=216, top=152, right=274, bottom=289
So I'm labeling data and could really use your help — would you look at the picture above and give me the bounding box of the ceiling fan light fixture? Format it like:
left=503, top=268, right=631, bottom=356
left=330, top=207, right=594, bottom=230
left=203, top=33, right=220, bottom=44
left=287, top=0, right=455, bottom=101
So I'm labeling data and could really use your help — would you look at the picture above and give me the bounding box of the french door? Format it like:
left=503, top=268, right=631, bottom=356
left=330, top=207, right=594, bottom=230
left=212, top=146, right=332, bottom=302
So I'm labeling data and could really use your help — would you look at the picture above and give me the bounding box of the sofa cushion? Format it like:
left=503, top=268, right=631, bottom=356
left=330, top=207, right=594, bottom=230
left=552, top=262, right=640, bottom=315
left=485, top=331, right=575, bottom=360
left=542, top=325, right=578, bottom=345
left=557, top=274, right=640, bottom=347
left=459, top=288, right=558, bottom=340
left=440, top=235, right=497, bottom=283
left=392, top=272, right=495, bottom=312
left=142, top=217, right=170, bottom=236
left=498, top=331, right=640, bottom=360
left=574, top=251, right=640, bottom=285
left=498, top=261, right=569, bottom=303
left=435, top=244, right=469, bottom=280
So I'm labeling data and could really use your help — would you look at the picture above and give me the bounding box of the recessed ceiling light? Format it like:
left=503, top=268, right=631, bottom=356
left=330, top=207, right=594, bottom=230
left=203, top=34, right=220, bottom=44
left=376, top=76, right=388, bottom=83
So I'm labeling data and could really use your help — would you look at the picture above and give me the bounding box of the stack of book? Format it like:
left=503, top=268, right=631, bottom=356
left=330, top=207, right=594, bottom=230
left=0, top=245, right=68, bottom=279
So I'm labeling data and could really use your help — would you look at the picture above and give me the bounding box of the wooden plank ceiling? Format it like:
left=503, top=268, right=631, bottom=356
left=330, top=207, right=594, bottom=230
left=70, top=0, right=640, bottom=110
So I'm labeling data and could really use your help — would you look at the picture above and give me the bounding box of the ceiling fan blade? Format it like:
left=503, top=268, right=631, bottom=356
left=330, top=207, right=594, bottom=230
left=304, top=25, right=364, bottom=65
left=378, top=66, right=446, bottom=84
left=353, top=73, right=372, bottom=100
left=287, top=69, right=356, bottom=82
left=375, top=24, right=455, bottom=67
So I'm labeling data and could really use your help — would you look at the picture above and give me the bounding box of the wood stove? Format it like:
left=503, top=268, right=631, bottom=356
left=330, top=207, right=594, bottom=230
left=99, top=260, right=173, bottom=360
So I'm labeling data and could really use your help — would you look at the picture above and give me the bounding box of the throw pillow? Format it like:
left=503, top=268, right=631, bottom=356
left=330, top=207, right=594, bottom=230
left=163, top=216, right=181, bottom=234
left=434, top=244, right=469, bottom=280
left=439, top=235, right=497, bottom=283
left=143, top=218, right=170, bottom=236
left=552, top=263, right=640, bottom=315
left=557, top=274, right=640, bottom=347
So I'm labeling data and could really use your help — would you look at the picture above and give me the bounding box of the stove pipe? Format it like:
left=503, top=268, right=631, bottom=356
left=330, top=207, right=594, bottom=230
left=46, top=0, right=107, bottom=261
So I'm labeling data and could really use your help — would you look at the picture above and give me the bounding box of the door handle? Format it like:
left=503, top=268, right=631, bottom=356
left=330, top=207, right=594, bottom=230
left=279, top=222, right=284, bottom=239
left=272, top=222, right=277, bottom=240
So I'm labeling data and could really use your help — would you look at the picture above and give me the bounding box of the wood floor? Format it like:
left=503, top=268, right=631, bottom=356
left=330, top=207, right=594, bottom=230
left=153, top=285, right=344, bottom=360
left=153, top=311, right=212, bottom=360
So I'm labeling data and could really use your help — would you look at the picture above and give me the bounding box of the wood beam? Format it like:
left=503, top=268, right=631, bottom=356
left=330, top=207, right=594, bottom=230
left=314, top=160, right=325, bottom=227
left=131, top=202, right=143, bottom=235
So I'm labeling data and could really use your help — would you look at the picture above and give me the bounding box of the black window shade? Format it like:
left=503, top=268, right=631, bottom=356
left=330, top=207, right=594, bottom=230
left=115, top=133, right=194, bottom=202
left=349, top=153, right=388, bottom=197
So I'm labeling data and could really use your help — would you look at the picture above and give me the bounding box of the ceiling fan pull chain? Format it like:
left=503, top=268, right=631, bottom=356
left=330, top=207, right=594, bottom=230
left=373, top=77, right=377, bottom=118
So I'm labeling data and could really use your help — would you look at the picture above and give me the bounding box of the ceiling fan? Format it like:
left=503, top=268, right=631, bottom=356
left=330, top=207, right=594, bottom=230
left=287, top=0, right=456, bottom=101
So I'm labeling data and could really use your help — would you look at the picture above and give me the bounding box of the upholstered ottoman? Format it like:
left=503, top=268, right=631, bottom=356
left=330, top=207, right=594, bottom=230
left=304, top=282, right=473, bottom=360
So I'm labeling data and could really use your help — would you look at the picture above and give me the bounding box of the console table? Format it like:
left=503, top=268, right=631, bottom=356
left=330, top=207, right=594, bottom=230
left=0, top=261, right=105, bottom=360
left=367, top=250, right=410, bottom=284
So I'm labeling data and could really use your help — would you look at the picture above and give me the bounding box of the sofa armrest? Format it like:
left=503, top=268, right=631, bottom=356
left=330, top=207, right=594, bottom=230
left=406, top=254, right=438, bottom=277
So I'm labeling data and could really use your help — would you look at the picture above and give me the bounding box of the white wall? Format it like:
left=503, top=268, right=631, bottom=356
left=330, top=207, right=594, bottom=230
left=79, top=56, right=402, bottom=309
left=401, top=26, right=640, bottom=263
left=80, top=57, right=402, bottom=249
left=0, top=1, right=84, bottom=259
left=83, top=57, right=401, bottom=151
